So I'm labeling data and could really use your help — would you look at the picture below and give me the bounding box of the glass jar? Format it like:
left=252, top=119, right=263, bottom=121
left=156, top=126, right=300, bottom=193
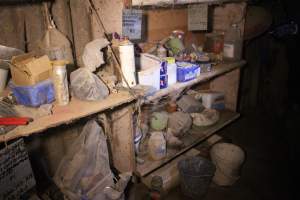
left=223, top=24, right=243, bottom=61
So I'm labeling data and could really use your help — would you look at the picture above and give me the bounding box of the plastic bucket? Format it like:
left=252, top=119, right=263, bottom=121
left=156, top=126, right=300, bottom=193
left=210, top=143, right=245, bottom=186
left=177, top=156, right=215, bottom=199
left=0, top=68, right=8, bottom=93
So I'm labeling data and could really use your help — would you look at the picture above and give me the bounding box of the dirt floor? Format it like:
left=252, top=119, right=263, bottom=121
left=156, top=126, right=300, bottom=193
left=130, top=110, right=295, bottom=200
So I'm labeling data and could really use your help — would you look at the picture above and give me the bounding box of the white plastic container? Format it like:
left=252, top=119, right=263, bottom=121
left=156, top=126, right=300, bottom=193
left=0, top=68, right=8, bottom=93
left=52, top=60, right=69, bottom=106
left=148, top=132, right=167, bottom=161
left=200, top=91, right=225, bottom=110
left=119, top=40, right=137, bottom=87
left=138, top=65, right=160, bottom=91
left=165, top=57, right=177, bottom=86
left=140, top=53, right=161, bottom=70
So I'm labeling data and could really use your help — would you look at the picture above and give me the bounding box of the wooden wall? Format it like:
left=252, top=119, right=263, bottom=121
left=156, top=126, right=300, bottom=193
left=0, top=1, right=246, bottom=59
left=0, top=0, right=246, bottom=175
left=145, top=8, right=205, bottom=45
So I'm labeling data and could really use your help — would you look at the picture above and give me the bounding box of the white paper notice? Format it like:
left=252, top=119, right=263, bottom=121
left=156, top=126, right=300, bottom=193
left=0, top=139, right=36, bottom=200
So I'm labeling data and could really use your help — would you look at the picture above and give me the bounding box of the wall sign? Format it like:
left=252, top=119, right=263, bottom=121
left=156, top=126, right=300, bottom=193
left=188, top=4, right=209, bottom=31
left=0, top=139, right=36, bottom=200
left=122, top=9, right=143, bottom=40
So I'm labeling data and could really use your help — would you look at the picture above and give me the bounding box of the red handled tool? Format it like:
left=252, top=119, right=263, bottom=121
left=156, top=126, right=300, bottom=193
left=0, top=117, right=33, bottom=125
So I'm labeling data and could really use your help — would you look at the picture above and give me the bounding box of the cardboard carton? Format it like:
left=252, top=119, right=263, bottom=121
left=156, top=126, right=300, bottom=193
left=10, top=54, right=52, bottom=86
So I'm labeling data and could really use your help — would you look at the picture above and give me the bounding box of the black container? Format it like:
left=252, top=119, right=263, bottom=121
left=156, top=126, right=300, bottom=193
left=177, top=156, right=216, bottom=199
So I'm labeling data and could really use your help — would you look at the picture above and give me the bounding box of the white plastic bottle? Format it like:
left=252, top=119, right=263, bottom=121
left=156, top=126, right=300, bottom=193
left=223, top=24, right=243, bottom=61
left=148, top=132, right=167, bottom=161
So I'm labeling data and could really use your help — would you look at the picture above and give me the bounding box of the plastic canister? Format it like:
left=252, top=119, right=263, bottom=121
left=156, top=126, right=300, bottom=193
left=52, top=60, right=69, bottom=106
left=165, top=57, right=177, bottom=86
left=200, top=92, right=225, bottom=110
left=138, top=66, right=160, bottom=91
left=148, top=132, right=167, bottom=161
left=150, top=112, right=169, bottom=131
left=176, top=62, right=200, bottom=82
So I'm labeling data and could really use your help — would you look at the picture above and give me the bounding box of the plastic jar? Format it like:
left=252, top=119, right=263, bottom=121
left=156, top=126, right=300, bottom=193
left=148, top=132, right=167, bottom=161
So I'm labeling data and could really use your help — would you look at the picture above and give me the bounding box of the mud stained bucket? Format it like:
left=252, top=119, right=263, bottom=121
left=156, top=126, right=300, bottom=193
left=177, top=156, right=215, bottom=199
left=210, top=143, right=245, bottom=186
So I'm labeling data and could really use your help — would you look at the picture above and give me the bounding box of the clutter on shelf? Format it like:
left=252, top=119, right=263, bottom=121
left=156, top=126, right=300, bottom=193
left=136, top=90, right=222, bottom=164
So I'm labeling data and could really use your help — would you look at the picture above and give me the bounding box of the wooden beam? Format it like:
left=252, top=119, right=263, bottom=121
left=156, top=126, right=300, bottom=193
left=109, top=105, right=136, bottom=172
left=132, top=0, right=246, bottom=6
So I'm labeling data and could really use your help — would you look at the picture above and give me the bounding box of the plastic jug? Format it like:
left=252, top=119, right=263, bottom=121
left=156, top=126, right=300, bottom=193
left=148, top=132, right=167, bottom=161
left=223, top=24, right=243, bottom=61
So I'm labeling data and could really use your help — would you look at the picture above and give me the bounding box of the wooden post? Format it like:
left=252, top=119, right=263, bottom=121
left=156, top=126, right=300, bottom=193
left=109, top=105, right=136, bottom=172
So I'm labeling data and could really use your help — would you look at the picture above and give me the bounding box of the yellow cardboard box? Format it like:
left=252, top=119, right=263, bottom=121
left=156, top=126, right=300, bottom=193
left=10, top=54, right=52, bottom=86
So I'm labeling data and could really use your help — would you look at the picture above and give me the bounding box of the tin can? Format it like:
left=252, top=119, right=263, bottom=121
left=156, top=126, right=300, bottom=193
left=52, top=60, right=69, bottom=106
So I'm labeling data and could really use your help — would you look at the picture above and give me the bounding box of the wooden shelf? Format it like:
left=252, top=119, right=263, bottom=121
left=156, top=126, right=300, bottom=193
left=145, top=60, right=246, bottom=103
left=0, top=91, right=135, bottom=143
left=132, top=0, right=246, bottom=7
left=135, top=110, right=240, bottom=177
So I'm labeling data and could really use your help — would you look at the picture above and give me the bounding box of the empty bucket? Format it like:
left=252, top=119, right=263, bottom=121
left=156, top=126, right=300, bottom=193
left=177, top=156, right=215, bottom=199
left=210, top=143, right=245, bottom=186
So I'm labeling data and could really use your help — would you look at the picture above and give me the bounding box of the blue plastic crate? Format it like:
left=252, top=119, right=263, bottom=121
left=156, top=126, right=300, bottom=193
left=10, top=79, right=55, bottom=107
left=176, top=62, right=200, bottom=82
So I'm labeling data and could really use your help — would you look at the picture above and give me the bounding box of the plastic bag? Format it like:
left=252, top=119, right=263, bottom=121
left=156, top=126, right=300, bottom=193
left=82, top=38, right=110, bottom=72
left=70, top=68, right=109, bottom=101
left=54, top=120, right=114, bottom=200
left=168, top=111, right=192, bottom=137
left=39, top=26, right=74, bottom=63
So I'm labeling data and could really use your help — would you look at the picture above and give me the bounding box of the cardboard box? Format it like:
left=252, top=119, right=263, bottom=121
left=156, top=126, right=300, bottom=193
left=10, top=54, right=52, bottom=86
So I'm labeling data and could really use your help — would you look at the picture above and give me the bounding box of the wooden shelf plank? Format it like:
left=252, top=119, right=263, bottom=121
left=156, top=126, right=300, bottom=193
left=132, top=0, right=246, bottom=7
left=0, top=91, right=135, bottom=143
left=135, top=110, right=240, bottom=177
left=145, top=60, right=246, bottom=102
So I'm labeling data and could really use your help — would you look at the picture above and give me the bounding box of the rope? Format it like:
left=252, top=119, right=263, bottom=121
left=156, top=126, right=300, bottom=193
left=87, top=0, right=137, bottom=98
